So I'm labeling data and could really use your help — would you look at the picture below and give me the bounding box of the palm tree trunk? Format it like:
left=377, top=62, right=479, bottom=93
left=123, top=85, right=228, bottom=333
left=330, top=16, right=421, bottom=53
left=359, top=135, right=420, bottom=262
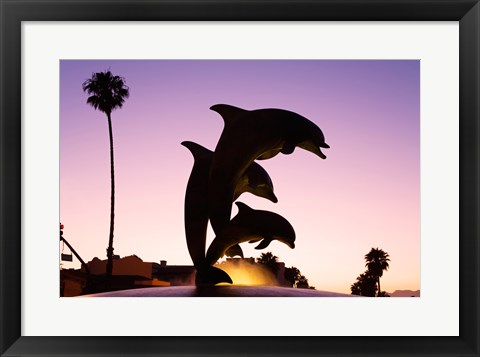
left=377, top=277, right=381, bottom=297
left=105, top=112, right=115, bottom=277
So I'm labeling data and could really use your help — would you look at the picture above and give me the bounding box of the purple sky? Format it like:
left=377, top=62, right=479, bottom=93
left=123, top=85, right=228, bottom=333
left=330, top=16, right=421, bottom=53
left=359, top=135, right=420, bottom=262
left=60, top=60, right=420, bottom=294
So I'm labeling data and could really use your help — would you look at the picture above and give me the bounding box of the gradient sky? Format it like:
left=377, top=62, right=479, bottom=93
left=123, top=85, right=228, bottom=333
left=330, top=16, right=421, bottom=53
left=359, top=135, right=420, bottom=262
left=60, top=60, right=420, bottom=294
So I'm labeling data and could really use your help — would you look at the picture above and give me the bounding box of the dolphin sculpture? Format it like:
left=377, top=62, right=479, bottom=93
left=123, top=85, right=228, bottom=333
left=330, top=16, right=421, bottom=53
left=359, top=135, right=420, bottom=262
left=205, top=202, right=296, bottom=266
left=208, top=104, right=329, bottom=235
left=181, top=141, right=278, bottom=285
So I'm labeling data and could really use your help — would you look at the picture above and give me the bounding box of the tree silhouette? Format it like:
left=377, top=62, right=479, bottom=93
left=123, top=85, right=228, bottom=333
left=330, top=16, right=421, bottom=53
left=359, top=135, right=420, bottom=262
left=82, top=70, right=129, bottom=277
left=284, top=266, right=301, bottom=287
left=350, top=271, right=377, bottom=296
left=256, top=252, right=279, bottom=274
left=296, top=275, right=310, bottom=289
left=256, top=253, right=315, bottom=288
left=350, top=281, right=361, bottom=295
left=364, top=247, right=390, bottom=297
left=284, top=267, right=314, bottom=289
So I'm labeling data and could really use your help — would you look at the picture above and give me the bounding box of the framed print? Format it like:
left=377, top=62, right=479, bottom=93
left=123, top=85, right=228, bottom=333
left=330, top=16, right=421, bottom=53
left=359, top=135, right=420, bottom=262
left=1, top=0, right=479, bottom=356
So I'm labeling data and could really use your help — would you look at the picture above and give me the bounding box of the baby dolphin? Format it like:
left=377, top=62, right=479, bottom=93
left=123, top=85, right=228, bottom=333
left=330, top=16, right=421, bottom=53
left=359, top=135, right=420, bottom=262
left=181, top=141, right=278, bottom=284
left=205, top=202, right=296, bottom=266
left=208, top=104, right=329, bottom=235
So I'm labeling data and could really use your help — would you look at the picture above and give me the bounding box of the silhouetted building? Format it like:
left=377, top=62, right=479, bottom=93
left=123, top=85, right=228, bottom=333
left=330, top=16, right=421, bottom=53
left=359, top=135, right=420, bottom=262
left=60, top=269, right=88, bottom=297
left=226, top=257, right=255, bottom=264
left=86, top=255, right=191, bottom=285
left=86, top=254, right=153, bottom=279
left=152, top=261, right=196, bottom=286
left=61, top=255, right=176, bottom=296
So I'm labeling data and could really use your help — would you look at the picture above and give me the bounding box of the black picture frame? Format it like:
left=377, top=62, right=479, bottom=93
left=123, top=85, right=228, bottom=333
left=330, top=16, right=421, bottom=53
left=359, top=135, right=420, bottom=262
left=1, top=1, right=479, bottom=356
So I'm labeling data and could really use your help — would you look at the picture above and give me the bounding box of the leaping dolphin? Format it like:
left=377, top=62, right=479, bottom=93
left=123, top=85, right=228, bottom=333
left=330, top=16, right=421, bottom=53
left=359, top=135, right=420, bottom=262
left=205, top=202, right=296, bottom=266
left=181, top=141, right=278, bottom=284
left=208, top=104, right=329, bottom=235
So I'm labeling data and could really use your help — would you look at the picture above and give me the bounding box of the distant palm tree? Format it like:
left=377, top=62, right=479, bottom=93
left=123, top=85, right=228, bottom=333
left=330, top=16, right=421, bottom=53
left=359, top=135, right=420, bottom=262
left=256, top=252, right=279, bottom=274
left=296, top=275, right=310, bottom=289
left=350, top=281, right=361, bottom=295
left=350, top=271, right=377, bottom=296
left=364, top=247, right=390, bottom=297
left=82, top=70, right=129, bottom=277
left=284, top=266, right=301, bottom=287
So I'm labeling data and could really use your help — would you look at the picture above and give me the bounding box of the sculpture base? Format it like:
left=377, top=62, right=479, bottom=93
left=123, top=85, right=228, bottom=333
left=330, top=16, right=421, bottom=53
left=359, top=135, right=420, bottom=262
left=83, top=285, right=354, bottom=297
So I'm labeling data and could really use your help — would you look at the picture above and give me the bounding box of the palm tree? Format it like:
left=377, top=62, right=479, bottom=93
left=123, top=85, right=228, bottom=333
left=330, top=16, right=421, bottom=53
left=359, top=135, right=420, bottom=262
left=296, top=275, right=310, bottom=289
left=364, top=247, right=390, bottom=297
left=256, top=252, right=279, bottom=274
left=284, top=266, right=301, bottom=287
left=82, top=70, right=129, bottom=277
left=350, top=271, right=378, bottom=296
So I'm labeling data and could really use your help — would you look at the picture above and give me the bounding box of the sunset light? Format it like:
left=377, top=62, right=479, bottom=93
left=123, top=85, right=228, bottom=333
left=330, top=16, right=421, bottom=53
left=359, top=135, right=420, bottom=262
left=60, top=60, right=420, bottom=296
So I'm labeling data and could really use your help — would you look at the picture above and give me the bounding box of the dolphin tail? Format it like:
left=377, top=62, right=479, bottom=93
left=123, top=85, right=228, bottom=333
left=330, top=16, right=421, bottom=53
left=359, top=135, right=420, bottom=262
left=196, top=266, right=233, bottom=286
left=225, top=244, right=244, bottom=258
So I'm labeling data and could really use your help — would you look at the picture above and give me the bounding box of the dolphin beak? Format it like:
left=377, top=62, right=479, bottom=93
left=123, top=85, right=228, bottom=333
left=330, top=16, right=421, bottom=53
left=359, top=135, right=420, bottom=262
left=314, top=147, right=327, bottom=160
left=317, top=141, right=329, bottom=159
left=269, top=192, right=279, bottom=203
left=301, top=141, right=328, bottom=159
left=317, top=142, right=330, bottom=159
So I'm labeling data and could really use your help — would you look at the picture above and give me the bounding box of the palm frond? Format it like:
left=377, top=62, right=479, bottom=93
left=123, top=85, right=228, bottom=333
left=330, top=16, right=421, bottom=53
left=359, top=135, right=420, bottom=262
left=364, top=247, right=390, bottom=277
left=82, top=70, right=130, bottom=114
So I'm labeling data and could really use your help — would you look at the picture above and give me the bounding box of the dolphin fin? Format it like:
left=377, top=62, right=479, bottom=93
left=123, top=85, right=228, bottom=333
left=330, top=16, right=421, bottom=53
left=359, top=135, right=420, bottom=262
left=196, top=266, right=233, bottom=286
left=181, top=141, right=212, bottom=161
left=210, top=104, right=247, bottom=126
left=235, top=201, right=253, bottom=212
left=225, top=244, right=244, bottom=258
left=281, top=142, right=296, bottom=155
left=255, top=238, right=273, bottom=250
left=257, top=149, right=281, bottom=160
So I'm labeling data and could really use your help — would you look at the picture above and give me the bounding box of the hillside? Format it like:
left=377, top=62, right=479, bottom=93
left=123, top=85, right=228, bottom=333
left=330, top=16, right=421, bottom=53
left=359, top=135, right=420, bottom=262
left=389, top=289, right=420, bottom=297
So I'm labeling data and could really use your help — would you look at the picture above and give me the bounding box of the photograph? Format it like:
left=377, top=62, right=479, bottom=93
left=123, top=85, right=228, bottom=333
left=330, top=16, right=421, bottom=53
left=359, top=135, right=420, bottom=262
left=2, top=0, right=479, bottom=355
left=60, top=59, right=420, bottom=298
